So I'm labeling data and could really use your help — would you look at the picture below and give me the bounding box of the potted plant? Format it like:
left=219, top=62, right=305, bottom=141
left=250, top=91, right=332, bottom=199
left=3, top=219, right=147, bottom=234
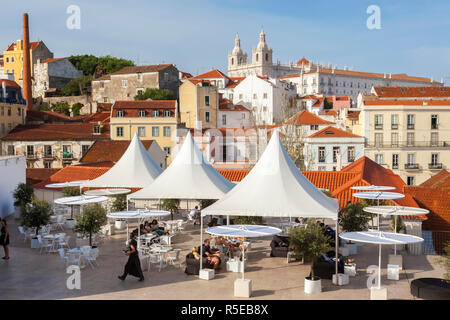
left=339, top=202, right=370, bottom=254
left=74, top=203, right=107, bottom=247
left=111, top=194, right=127, bottom=230
left=20, top=199, right=52, bottom=248
left=12, top=183, right=34, bottom=219
left=289, top=221, right=331, bottom=294
left=392, top=216, right=406, bottom=251
left=62, top=186, right=81, bottom=228
left=161, top=199, right=180, bottom=221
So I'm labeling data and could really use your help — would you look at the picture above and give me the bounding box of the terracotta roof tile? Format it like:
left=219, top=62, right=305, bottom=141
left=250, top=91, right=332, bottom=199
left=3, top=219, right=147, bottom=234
left=41, top=58, right=62, bottom=64
left=190, top=69, right=230, bottom=80
left=420, top=170, right=450, bottom=190
left=80, top=140, right=155, bottom=163
left=286, top=110, right=335, bottom=125
left=26, top=168, right=60, bottom=186
left=308, top=126, right=362, bottom=138
left=6, top=41, right=40, bottom=51
left=363, top=99, right=450, bottom=106
left=374, top=86, right=450, bottom=98
left=0, top=79, right=20, bottom=88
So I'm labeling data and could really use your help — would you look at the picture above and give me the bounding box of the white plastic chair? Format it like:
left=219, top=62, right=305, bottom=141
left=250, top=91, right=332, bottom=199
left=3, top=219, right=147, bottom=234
left=58, top=248, right=69, bottom=267
left=166, top=249, right=182, bottom=268
left=148, top=253, right=163, bottom=272
left=57, top=235, right=71, bottom=249
left=55, top=215, right=65, bottom=231
left=37, top=235, right=53, bottom=254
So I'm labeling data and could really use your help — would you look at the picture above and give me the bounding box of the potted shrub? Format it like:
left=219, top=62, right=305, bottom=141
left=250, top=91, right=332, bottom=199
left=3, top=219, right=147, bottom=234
left=12, top=183, right=34, bottom=219
left=20, top=199, right=52, bottom=248
left=74, top=203, right=107, bottom=247
left=339, top=202, right=370, bottom=254
left=289, top=221, right=331, bottom=294
left=161, top=199, right=180, bottom=221
left=62, top=186, right=81, bottom=228
left=111, top=194, right=127, bottom=230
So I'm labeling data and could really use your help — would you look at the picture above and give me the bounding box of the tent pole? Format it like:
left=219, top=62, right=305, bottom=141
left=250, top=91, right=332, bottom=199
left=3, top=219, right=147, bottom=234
left=200, top=213, right=203, bottom=274
left=335, top=215, right=339, bottom=281
left=242, top=244, right=245, bottom=280
left=378, top=243, right=381, bottom=289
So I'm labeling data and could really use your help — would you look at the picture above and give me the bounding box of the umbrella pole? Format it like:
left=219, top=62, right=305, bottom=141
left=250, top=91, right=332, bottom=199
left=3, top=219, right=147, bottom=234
left=394, top=216, right=397, bottom=255
left=378, top=243, right=381, bottom=289
left=242, top=244, right=245, bottom=280
left=335, top=217, right=339, bottom=281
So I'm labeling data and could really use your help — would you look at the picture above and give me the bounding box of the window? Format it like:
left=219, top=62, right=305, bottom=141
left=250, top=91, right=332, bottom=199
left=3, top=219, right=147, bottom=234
left=8, top=108, right=11, bottom=116
left=100, top=81, right=104, bottom=88
left=152, top=110, right=160, bottom=117
left=431, top=132, right=438, bottom=147
left=392, top=154, right=399, bottom=169
left=407, top=153, right=415, bottom=165
left=152, top=126, right=159, bottom=137
left=263, top=93, right=268, bottom=99
left=164, top=147, right=171, bottom=155
left=222, top=114, right=227, bottom=126
left=407, top=114, right=415, bottom=129
left=164, top=110, right=171, bottom=117
left=116, top=127, right=124, bottom=137
left=347, top=146, right=355, bottom=162
left=18, top=108, right=21, bottom=116
left=82, top=145, right=90, bottom=156
left=116, top=110, right=124, bottom=117
left=7, top=145, right=14, bottom=156
left=431, top=153, right=439, bottom=166
left=164, top=73, right=169, bottom=81
left=205, top=111, right=210, bottom=122
left=375, top=154, right=384, bottom=165
left=407, top=132, right=414, bottom=146
left=122, top=79, right=127, bottom=88
left=93, top=124, right=101, bottom=134
left=310, top=125, right=319, bottom=130
left=229, top=94, right=233, bottom=100
left=332, top=147, right=340, bottom=163
left=137, top=73, right=142, bottom=81
left=265, top=53, right=268, bottom=61
left=204, top=96, right=210, bottom=106
left=374, top=115, right=383, bottom=129
left=391, top=133, right=399, bottom=147
left=253, top=93, right=257, bottom=99
left=11, top=57, right=14, bottom=62
left=44, top=145, right=52, bottom=157
left=163, top=126, right=171, bottom=137
left=407, top=176, right=415, bottom=185
left=1, top=107, right=3, bottom=116
left=318, top=166, right=326, bottom=171
left=26, top=145, right=34, bottom=156
left=103, top=97, right=108, bottom=103
left=137, top=127, right=146, bottom=137
left=318, top=147, right=325, bottom=162
left=1, top=124, right=4, bottom=136
left=44, top=161, right=52, bottom=169
left=256, top=53, right=259, bottom=62
left=391, top=114, right=398, bottom=129
left=138, top=110, right=146, bottom=117
left=239, top=94, right=243, bottom=100
left=242, top=113, right=246, bottom=119
left=375, top=133, right=383, bottom=147
left=7, top=123, right=11, bottom=132
left=431, top=115, right=438, bottom=129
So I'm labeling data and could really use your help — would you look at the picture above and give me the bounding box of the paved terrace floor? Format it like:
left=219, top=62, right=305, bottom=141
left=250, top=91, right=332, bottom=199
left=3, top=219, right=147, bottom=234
left=0, top=215, right=445, bottom=300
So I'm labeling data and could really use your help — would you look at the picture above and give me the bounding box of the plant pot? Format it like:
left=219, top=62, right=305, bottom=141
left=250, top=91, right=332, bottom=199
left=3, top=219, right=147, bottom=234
left=30, top=237, right=39, bottom=249
left=66, top=219, right=75, bottom=229
left=115, top=220, right=126, bottom=230
left=304, top=276, right=321, bottom=294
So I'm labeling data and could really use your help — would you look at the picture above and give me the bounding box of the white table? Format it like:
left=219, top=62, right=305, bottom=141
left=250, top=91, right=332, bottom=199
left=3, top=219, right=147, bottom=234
left=44, top=233, right=65, bottom=252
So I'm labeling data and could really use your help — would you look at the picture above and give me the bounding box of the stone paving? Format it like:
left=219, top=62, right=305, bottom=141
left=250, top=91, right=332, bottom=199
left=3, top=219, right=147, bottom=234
left=0, top=215, right=445, bottom=300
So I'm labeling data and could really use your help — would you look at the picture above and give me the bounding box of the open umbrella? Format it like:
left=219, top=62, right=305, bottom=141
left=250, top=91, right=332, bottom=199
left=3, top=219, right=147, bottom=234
left=54, top=195, right=109, bottom=228
left=339, top=231, right=423, bottom=289
left=205, top=225, right=281, bottom=281
left=84, top=189, right=131, bottom=196
left=351, top=185, right=396, bottom=191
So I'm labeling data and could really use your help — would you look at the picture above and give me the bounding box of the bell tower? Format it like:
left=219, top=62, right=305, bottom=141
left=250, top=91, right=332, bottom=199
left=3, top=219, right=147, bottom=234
left=228, top=33, right=248, bottom=77
left=251, top=29, right=273, bottom=77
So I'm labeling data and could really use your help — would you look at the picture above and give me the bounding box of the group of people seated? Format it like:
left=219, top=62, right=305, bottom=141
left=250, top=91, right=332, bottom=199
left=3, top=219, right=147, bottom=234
left=132, top=219, right=167, bottom=238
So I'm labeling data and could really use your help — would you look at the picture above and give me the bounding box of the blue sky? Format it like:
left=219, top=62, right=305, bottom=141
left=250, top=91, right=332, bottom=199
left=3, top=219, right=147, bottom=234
left=2, top=0, right=450, bottom=82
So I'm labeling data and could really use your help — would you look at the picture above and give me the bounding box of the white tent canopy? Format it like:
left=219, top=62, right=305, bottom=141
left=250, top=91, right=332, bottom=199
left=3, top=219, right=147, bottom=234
left=202, top=130, right=339, bottom=219
left=129, top=131, right=234, bottom=200
left=82, top=133, right=162, bottom=189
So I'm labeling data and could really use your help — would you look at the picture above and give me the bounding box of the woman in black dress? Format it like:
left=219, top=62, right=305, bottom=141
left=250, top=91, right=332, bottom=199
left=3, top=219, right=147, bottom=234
left=118, top=233, right=144, bottom=281
left=0, top=219, right=10, bottom=260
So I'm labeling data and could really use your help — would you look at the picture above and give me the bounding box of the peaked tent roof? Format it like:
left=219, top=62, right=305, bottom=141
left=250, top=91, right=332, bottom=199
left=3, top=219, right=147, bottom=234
left=202, top=131, right=339, bottom=218
left=129, top=131, right=234, bottom=200
left=82, top=134, right=162, bottom=188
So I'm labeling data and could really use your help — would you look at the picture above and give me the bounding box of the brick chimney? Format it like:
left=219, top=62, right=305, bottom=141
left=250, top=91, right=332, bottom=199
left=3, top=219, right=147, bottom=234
left=22, top=13, right=33, bottom=111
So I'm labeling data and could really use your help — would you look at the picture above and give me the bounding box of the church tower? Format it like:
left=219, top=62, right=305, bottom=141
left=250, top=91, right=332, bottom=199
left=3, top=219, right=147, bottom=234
left=228, top=33, right=248, bottom=77
left=251, top=29, right=273, bottom=77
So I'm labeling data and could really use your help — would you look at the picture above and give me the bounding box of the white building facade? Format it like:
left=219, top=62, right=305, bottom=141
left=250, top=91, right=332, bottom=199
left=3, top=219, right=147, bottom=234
left=0, top=155, right=25, bottom=218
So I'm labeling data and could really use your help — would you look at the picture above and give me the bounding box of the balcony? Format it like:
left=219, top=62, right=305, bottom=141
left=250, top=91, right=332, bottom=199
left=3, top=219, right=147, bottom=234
left=42, top=152, right=56, bottom=159
left=375, top=124, right=383, bottom=130
left=392, top=164, right=399, bottom=169
left=62, top=152, right=76, bottom=162
left=405, top=163, right=420, bottom=170
left=318, top=159, right=326, bottom=163
left=407, top=124, right=415, bottom=130
left=391, top=124, right=398, bottom=130
left=429, top=163, right=443, bottom=170
left=26, top=153, right=38, bottom=160
left=366, top=141, right=450, bottom=149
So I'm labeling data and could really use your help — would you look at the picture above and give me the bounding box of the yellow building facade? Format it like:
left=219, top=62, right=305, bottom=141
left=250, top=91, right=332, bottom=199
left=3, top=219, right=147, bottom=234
left=109, top=100, right=178, bottom=164
left=358, top=96, right=450, bottom=185
left=179, top=80, right=218, bottom=129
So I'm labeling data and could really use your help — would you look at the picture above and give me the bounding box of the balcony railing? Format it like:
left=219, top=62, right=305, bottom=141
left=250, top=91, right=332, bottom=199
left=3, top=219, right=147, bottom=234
left=391, top=124, right=398, bottom=130
left=429, top=163, right=443, bottom=170
left=318, top=159, right=325, bottom=163
left=62, top=152, right=75, bottom=161
left=375, top=124, right=383, bottom=130
left=26, top=152, right=38, bottom=160
left=407, top=124, right=415, bottom=129
left=42, top=152, right=56, bottom=159
left=392, top=164, right=399, bottom=169
left=366, top=141, right=450, bottom=148
left=405, top=163, right=419, bottom=170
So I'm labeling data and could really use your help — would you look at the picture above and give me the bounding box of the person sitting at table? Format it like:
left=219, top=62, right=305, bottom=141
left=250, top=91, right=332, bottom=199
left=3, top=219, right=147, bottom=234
left=139, top=224, right=148, bottom=234
left=150, top=220, right=166, bottom=236
left=144, top=221, right=152, bottom=233
left=215, top=236, right=240, bottom=258
left=192, top=247, right=201, bottom=260
left=201, top=240, right=221, bottom=271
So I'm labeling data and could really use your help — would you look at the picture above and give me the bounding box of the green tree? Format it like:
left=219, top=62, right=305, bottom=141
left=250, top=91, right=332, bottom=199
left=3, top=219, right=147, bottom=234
left=392, top=216, right=405, bottom=233
left=20, top=199, right=52, bottom=236
left=232, top=216, right=264, bottom=225
left=74, top=203, right=107, bottom=246
left=71, top=103, right=84, bottom=116
left=437, top=242, right=450, bottom=282
left=50, top=102, right=71, bottom=116
left=62, top=187, right=81, bottom=197
left=134, top=88, right=176, bottom=101
left=67, top=54, right=134, bottom=76
left=111, top=194, right=127, bottom=212
left=161, top=199, right=180, bottom=220
left=61, top=75, right=93, bottom=96
left=289, top=221, right=332, bottom=279
left=12, top=183, right=34, bottom=208
left=339, top=202, right=370, bottom=232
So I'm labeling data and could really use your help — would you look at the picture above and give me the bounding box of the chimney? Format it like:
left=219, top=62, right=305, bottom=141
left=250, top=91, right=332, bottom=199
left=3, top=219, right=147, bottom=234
left=22, top=13, right=32, bottom=111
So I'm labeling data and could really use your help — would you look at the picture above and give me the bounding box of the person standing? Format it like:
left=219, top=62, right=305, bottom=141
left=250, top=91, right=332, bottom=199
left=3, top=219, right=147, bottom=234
left=189, top=206, right=201, bottom=225
left=118, top=233, right=144, bottom=281
left=0, top=219, right=10, bottom=260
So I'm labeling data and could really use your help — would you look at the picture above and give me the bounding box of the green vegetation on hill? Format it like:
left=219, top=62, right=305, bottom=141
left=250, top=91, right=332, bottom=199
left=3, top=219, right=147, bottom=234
left=134, top=88, right=176, bottom=101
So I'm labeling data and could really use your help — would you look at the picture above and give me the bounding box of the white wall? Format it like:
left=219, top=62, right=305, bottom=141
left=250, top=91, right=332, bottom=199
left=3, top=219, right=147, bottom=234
left=0, top=156, right=26, bottom=218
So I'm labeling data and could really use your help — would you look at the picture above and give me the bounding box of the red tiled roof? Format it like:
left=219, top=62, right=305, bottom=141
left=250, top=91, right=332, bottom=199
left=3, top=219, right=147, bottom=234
left=111, top=100, right=176, bottom=118
left=190, top=69, right=230, bottom=80
left=312, top=97, right=324, bottom=107
left=374, top=86, right=450, bottom=98
left=180, top=72, right=193, bottom=79
left=34, top=164, right=113, bottom=189
left=308, top=126, right=362, bottom=138
left=217, top=169, right=249, bottom=182
left=96, top=103, right=113, bottom=112
left=6, top=41, right=40, bottom=51
left=82, top=112, right=110, bottom=124
left=0, top=79, right=20, bottom=88
left=218, top=99, right=249, bottom=112
left=80, top=140, right=155, bottom=163
left=420, top=170, right=450, bottom=190
left=347, top=110, right=360, bottom=120
left=296, top=57, right=310, bottom=65
left=286, top=110, right=335, bottom=125
left=1, top=123, right=110, bottom=141
left=26, top=110, right=88, bottom=123
left=226, top=77, right=245, bottom=88
left=41, top=58, right=62, bottom=64
left=26, top=168, right=60, bottom=186
left=363, top=99, right=450, bottom=106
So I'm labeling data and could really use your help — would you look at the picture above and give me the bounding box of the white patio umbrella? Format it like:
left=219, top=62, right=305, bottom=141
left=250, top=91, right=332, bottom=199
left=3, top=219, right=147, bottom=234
left=205, top=225, right=281, bottom=281
left=84, top=189, right=131, bottom=196
left=107, top=210, right=171, bottom=246
left=363, top=206, right=429, bottom=254
left=54, top=195, right=109, bottom=228
left=339, top=231, right=423, bottom=289
left=353, top=192, right=405, bottom=230
left=46, top=180, right=89, bottom=194
left=351, top=185, right=396, bottom=191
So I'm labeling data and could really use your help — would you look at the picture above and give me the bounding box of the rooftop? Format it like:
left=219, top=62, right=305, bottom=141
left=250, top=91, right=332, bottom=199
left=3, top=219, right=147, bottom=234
left=93, top=64, right=174, bottom=81
left=374, top=86, right=450, bottom=98
left=286, top=110, right=335, bottom=125
left=80, top=140, right=155, bottom=164
left=308, top=126, right=362, bottom=138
